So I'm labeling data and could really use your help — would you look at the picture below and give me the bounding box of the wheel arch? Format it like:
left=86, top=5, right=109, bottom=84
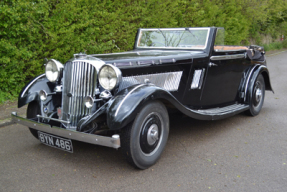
left=106, top=84, right=178, bottom=130
left=244, top=65, right=273, bottom=103
left=18, top=74, right=54, bottom=108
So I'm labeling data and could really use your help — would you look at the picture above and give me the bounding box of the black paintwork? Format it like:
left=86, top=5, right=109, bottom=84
left=201, top=56, right=248, bottom=107
left=245, top=65, right=273, bottom=104
left=18, top=74, right=54, bottom=108
left=103, top=84, right=250, bottom=130
left=18, top=27, right=274, bottom=132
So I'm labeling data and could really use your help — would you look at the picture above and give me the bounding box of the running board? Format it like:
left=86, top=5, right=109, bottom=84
left=192, top=104, right=249, bottom=120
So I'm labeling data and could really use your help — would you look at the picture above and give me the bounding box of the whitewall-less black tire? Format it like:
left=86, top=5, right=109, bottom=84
left=245, top=74, right=265, bottom=116
left=121, top=101, right=169, bottom=169
left=26, top=101, right=41, bottom=139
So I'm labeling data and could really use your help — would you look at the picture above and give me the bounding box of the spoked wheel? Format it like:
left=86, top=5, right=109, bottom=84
left=121, top=101, right=169, bottom=169
left=26, top=101, right=41, bottom=139
left=245, top=74, right=265, bottom=116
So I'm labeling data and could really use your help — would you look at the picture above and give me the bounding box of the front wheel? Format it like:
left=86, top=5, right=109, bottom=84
left=245, top=74, right=265, bottom=116
left=121, top=101, right=169, bottom=169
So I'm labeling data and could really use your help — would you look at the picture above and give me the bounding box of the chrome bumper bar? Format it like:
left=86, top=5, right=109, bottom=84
left=11, top=112, right=120, bottom=149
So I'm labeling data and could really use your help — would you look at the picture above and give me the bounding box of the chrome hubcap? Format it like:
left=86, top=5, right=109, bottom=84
left=140, top=112, right=162, bottom=155
left=255, top=88, right=262, bottom=103
left=253, top=81, right=262, bottom=107
left=147, top=124, right=159, bottom=145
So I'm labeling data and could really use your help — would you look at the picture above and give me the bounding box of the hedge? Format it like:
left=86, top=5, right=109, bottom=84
left=1, top=0, right=287, bottom=103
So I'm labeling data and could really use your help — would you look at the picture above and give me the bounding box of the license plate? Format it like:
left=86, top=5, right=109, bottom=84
left=38, top=131, right=73, bottom=153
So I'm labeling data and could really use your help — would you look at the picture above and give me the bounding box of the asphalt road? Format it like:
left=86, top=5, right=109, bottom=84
left=1, top=51, right=287, bottom=192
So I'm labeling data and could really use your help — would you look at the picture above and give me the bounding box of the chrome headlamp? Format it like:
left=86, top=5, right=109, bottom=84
left=98, top=64, right=122, bottom=91
left=45, top=59, right=64, bottom=82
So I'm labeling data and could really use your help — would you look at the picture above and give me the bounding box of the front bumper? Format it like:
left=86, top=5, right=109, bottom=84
left=11, top=112, right=120, bottom=149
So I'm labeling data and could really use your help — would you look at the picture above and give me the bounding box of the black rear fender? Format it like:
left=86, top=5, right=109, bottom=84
left=244, top=65, right=273, bottom=103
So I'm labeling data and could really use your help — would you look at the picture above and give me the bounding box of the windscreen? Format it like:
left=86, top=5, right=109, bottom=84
left=137, top=28, right=210, bottom=49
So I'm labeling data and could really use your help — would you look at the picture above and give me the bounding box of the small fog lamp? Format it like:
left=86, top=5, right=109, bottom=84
left=39, top=90, right=48, bottom=101
left=84, top=96, right=94, bottom=109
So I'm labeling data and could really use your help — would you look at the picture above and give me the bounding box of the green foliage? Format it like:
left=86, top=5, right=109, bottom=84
left=263, top=39, right=287, bottom=51
left=263, top=42, right=283, bottom=51
left=0, top=0, right=46, bottom=102
left=1, top=0, right=287, bottom=103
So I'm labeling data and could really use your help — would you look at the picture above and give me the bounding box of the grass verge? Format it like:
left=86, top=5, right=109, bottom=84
left=263, top=40, right=287, bottom=51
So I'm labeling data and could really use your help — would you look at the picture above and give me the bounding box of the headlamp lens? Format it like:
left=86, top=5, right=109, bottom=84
left=45, top=59, right=63, bottom=82
left=98, top=64, right=121, bottom=91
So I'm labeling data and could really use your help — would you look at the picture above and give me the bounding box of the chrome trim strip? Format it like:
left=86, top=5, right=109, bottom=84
left=137, top=60, right=155, bottom=65
left=210, top=54, right=245, bottom=61
left=244, top=64, right=261, bottom=102
left=11, top=112, right=120, bottom=149
left=159, top=58, right=176, bottom=64
left=115, top=84, right=145, bottom=117
left=21, top=74, right=46, bottom=98
left=114, top=62, right=132, bottom=67
left=214, top=49, right=247, bottom=53
left=91, top=50, right=195, bottom=57
left=91, top=51, right=140, bottom=56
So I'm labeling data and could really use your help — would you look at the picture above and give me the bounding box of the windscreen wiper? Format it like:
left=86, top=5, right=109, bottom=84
left=185, top=28, right=199, bottom=40
left=157, top=29, right=167, bottom=47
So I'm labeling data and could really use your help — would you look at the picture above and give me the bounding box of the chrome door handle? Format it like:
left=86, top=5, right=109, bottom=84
left=209, top=62, right=218, bottom=67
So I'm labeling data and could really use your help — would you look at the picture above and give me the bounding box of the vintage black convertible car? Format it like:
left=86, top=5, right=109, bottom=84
left=12, top=27, right=273, bottom=169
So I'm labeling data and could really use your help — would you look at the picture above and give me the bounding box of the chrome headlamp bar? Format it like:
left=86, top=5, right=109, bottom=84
left=39, top=90, right=57, bottom=101
left=83, top=90, right=113, bottom=109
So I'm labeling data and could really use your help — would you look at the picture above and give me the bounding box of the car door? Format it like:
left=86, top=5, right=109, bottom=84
left=200, top=52, right=247, bottom=107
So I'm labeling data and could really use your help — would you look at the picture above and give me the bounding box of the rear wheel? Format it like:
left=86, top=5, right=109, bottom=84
left=26, top=101, right=41, bottom=139
left=121, top=101, right=169, bottom=169
left=245, top=74, right=265, bottom=116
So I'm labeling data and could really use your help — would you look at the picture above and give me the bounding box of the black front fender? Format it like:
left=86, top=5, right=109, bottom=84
left=78, top=84, right=177, bottom=131
left=106, top=84, right=161, bottom=130
left=18, top=74, right=55, bottom=108
left=105, top=84, right=211, bottom=130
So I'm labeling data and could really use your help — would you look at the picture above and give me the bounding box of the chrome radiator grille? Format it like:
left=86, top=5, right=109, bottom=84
left=62, top=61, right=97, bottom=130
